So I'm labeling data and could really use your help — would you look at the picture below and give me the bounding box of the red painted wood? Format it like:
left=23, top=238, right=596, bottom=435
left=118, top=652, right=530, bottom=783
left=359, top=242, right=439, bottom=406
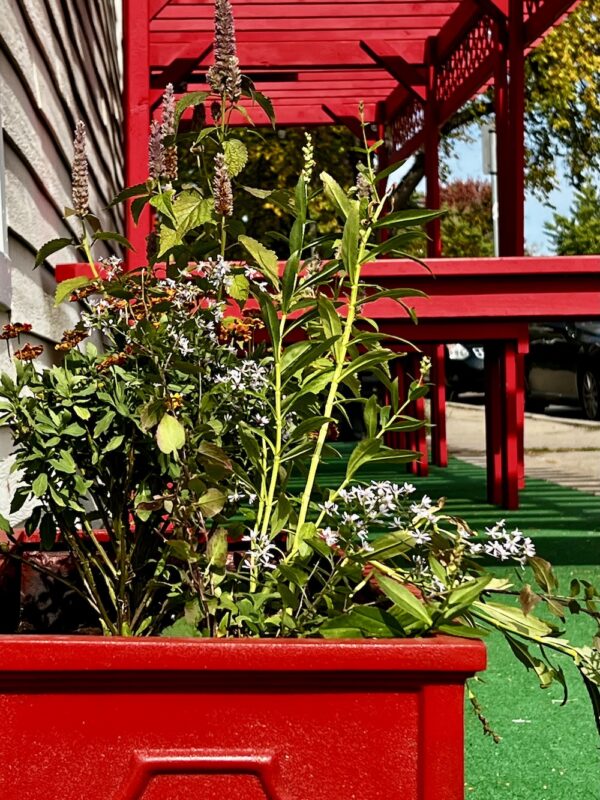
left=0, top=636, right=484, bottom=800
left=425, top=39, right=442, bottom=258
left=501, top=339, right=519, bottom=509
left=124, top=0, right=152, bottom=267
left=485, top=345, right=504, bottom=505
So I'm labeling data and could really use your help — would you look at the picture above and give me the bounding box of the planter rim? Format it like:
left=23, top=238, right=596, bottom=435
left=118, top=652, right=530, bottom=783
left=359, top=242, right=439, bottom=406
left=0, top=634, right=485, bottom=674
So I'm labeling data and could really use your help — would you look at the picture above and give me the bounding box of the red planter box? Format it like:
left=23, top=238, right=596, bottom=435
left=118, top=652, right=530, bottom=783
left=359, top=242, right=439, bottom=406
left=0, top=635, right=485, bottom=799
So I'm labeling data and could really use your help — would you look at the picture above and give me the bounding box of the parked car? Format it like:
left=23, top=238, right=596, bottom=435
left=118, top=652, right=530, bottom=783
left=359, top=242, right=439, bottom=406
left=526, top=321, right=600, bottom=420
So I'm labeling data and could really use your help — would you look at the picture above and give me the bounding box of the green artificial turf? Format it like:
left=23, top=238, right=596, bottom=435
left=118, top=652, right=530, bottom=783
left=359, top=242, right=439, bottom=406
left=302, top=445, right=600, bottom=796
left=465, top=566, right=600, bottom=800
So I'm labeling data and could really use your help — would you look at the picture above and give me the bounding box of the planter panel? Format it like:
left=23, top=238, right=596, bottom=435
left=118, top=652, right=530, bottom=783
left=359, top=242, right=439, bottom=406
left=0, top=636, right=485, bottom=800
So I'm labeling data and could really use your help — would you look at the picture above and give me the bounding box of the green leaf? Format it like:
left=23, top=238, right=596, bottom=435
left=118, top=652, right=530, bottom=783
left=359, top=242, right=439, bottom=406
left=320, top=171, right=351, bottom=218
left=160, top=617, right=202, bottom=638
left=108, top=182, right=149, bottom=207
left=341, top=199, right=360, bottom=279
left=150, top=192, right=176, bottom=222
left=62, top=423, right=86, bottom=437
left=197, top=441, right=232, bottom=471
left=39, top=514, right=57, bottom=550
left=173, top=191, right=214, bottom=235
left=223, top=139, right=249, bottom=177
left=0, top=513, right=12, bottom=534
left=156, top=414, right=186, bottom=454
left=93, top=411, right=115, bottom=437
left=32, top=473, right=48, bottom=497
left=373, top=208, right=445, bottom=229
left=73, top=406, right=91, bottom=421
left=323, top=606, right=404, bottom=638
left=227, top=273, right=250, bottom=303
left=249, top=89, right=276, bottom=127
left=198, top=488, right=226, bottom=518
left=35, top=238, right=73, bottom=268
left=376, top=573, right=433, bottom=626
left=238, top=235, right=279, bottom=286
left=364, top=393, right=378, bottom=438
left=529, top=556, right=558, bottom=593
left=104, top=434, right=125, bottom=452
left=54, top=276, right=91, bottom=306
left=207, top=528, right=229, bottom=568
left=93, top=231, right=133, bottom=250
left=158, top=225, right=181, bottom=258
left=175, top=90, right=210, bottom=126
left=346, top=438, right=381, bottom=481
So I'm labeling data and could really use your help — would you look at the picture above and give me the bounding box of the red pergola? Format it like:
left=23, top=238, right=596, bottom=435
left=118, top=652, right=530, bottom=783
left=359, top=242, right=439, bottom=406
left=110, top=0, right=600, bottom=510
left=124, top=0, right=578, bottom=258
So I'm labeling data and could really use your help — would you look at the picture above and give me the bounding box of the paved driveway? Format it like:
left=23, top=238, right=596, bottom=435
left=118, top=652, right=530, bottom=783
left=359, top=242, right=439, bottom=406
left=445, top=402, right=600, bottom=496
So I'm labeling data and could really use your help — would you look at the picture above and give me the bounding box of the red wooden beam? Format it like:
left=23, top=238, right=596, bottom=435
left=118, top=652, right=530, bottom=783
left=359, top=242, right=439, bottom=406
left=524, top=0, right=580, bottom=46
left=360, top=40, right=426, bottom=100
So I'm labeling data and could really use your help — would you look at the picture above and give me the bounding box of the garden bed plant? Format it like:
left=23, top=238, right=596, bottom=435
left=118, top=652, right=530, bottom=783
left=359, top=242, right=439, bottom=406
left=0, top=0, right=598, bottom=738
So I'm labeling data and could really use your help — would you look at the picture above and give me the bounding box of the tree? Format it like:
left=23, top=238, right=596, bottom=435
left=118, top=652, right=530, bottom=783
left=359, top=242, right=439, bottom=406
left=544, top=181, right=600, bottom=254
left=439, top=179, right=494, bottom=257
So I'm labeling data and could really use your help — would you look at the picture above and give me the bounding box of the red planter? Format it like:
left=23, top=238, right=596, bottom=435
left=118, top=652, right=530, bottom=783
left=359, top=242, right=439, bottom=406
left=0, top=635, right=485, bottom=799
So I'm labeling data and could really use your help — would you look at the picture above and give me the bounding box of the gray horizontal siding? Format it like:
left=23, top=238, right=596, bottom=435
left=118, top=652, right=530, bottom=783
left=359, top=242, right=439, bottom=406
left=0, top=0, right=123, bottom=335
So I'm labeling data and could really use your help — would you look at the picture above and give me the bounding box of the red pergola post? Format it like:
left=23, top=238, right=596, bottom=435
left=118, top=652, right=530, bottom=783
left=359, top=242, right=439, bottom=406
left=496, top=1, right=525, bottom=257
left=425, top=39, right=442, bottom=259
left=123, top=0, right=152, bottom=267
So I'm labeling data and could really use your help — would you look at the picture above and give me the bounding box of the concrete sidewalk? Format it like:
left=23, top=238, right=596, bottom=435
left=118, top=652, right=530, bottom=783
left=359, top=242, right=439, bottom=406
left=444, top=402, right=600, bottom=495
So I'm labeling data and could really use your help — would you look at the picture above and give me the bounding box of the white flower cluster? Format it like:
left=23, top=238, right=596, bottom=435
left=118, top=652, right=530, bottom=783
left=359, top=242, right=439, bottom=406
left=242, top=528, right=279, bottom=570
left=201, top=257, right=233, bottom=292
left=214, top=360, right=269, bottom=393
left=477, top=519, right=536, bottom=565
left=319, top=480, right=418, bottom=552
left=98, top=255, right=124, bottom=281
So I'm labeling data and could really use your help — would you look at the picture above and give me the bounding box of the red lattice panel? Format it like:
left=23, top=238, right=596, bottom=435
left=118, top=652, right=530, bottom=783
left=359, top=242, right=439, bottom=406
left=387, top=95, right=425, bottom=155
left=523, top=0, right=544, bottom=19
left=436, top=14, right=496, bottom=107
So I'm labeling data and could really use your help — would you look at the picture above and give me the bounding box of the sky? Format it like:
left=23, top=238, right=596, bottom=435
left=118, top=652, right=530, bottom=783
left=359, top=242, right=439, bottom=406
left=390, top=125, right=574, bottom=256
left=444, top=128, right=574, bottom=255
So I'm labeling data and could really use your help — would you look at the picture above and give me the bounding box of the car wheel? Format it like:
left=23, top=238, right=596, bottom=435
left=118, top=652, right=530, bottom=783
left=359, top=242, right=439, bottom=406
left=579, top=366, right=600, bottom=421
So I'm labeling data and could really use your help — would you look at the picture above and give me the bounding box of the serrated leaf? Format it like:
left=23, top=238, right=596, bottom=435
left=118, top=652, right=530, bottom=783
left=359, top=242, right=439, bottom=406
left=223, top=139, right=248, bottom=177
left=35, top=238, right=73, bottom=268
left=158, top=225, right=181, bottom=258
left=54, top=276, right=91, bottom=306
left=249, top=89, right=276, bottom=127
left=238, top=235, right=279, bottom=286
left=156, top=414, right=186, bottom=454
left=227, top=273, right=250, bottom=303
left=173, top=191, right=213, bottom=235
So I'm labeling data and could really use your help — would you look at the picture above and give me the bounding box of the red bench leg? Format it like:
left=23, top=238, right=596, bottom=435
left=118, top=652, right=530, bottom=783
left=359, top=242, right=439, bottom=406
left=430, top=344, right=448, bottom=467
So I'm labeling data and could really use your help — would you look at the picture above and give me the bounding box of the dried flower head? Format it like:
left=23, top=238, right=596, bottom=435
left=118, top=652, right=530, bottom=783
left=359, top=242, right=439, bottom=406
left=0, top=322, right=32, bottom=340
left=97, top=352, right=128, bottom=372
left=207, top=0, right=241, bottom=103
left=72, top=121, right=89, bottom=216
left=14, top=343, right=44, bottom=361
left=213, top=152, right=233, bottom=216
left=149, top=119, right=165, bottom=180
left=161, top=84, right=178, bottom=181
left=146, top=230, right=159, bottom=264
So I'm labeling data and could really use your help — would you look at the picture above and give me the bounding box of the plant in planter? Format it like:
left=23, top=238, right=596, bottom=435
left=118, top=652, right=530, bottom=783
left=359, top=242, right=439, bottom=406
left=0, top=2, right=598, bottom=795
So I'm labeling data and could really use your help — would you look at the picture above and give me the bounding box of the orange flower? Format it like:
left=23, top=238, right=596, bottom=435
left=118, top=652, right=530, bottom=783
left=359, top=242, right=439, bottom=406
left=96, top=352, right=128, bottom=372
left=14, top=343, right=44, bottom=361
left=55, top=326, right=89, bottom=352
left=0, top=322, right=32, bottom=340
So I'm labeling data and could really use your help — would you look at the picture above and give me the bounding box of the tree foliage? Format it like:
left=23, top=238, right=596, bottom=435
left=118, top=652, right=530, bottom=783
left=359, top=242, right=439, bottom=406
left=545, top=181, right=600, bottom=254
left=439, top=179, right=494, bottom=257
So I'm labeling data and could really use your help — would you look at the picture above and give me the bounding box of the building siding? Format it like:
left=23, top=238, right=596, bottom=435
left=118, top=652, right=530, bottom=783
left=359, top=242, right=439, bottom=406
left=0, top=0, right=123, bottom=518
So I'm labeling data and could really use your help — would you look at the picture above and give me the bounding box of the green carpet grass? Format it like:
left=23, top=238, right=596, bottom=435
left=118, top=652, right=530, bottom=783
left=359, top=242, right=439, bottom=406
left=305, top=445, right=600, bottom=795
